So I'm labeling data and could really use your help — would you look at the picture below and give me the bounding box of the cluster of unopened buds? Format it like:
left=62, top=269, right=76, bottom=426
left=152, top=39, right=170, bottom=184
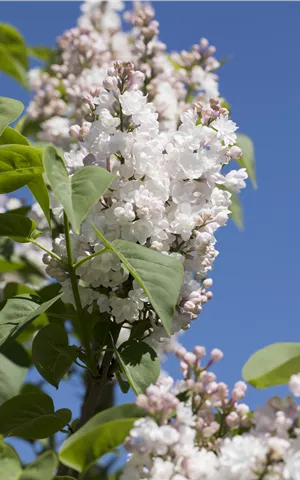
left=121, top=346, right=300, bottom=480
left=27, top=1, right=223, bottom=145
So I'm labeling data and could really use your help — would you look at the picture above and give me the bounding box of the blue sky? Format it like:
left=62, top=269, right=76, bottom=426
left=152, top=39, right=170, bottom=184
left=2, top=0, right=300, bottom=462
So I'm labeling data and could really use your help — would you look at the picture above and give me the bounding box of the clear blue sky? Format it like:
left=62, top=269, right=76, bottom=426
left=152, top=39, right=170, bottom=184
left=2, top=0, right=300, bottom=462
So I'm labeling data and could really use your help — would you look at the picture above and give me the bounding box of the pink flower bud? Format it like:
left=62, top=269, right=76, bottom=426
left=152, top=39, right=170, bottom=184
left=193, top=345, right=206, bottom=359
left=210, top=348, right=223, bottom=362
left=225, top=411, right=240, bottom=428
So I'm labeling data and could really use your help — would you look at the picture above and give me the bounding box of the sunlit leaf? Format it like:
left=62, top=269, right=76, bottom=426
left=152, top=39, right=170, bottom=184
left=44, top=146, right=115, bottom=234
left=93, top=227, right=184, bottom=336
left=243, top=342, right=300, bottom=389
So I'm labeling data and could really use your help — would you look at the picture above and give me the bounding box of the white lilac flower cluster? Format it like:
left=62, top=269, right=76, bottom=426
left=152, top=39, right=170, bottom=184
left=27, top=0, right=221, bottom=146
left=120, top=345, right=300, bottom=480
left=43, top=61, right=247, bottom=350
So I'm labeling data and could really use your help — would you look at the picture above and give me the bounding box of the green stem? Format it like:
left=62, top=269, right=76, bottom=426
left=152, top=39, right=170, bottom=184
left=73, top=247, right=109, bottom=271
left=64, top=212, right=93, bottom=370
left=30, top=239, right=65, bottom=264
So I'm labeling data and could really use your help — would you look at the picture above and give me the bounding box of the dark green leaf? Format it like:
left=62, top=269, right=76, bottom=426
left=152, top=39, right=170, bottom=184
left=59, top=404, right=145, bottom=473
left=92, top=319, right=120, bottom=349
left=32, top=324, right=77, bottom=388
left=19, top=451, right=58, bottom=480
left=0, top=126, right=29, bottom=146
left=243, top=342, right=300, bottom=389
left=2, top=340, right=30, bottom=367
left=44, top=146, right=115, bottom=234
left=115, top=340, right=160, bottom=394
left=0, top=213, right=37, bottom=243
left=0, top=144, right=43, bottom=194
left=0, top=97, right=24, bottom=136
left=236, top=133, right=257, bottom=189
left=0, top=441, right=21, bottom=478
left=3, top=282, right=34, bottom=299
left=20, top=383, right=44, bottom=395
left=0, top=293, right=63, bottom=350
left=0, top=353, right=27, bottom=406
left=116, top=371, right=130, bottom=394
left=93, top=227, right=184, bottom=336
left=0, top=392, right=72, bottom=439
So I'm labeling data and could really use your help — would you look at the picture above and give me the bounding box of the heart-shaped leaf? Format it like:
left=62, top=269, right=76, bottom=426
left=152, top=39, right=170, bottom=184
left=59, top=403, right=145, bottom=473
left=243, top=342, right=300, bottom=388
left=236, top=133, right=257, bottom=189
left=0, top=213, right=38, bottom=243
left=0, top=144, right=44, bottom=194
left=0, top=126, right=29, bottom=146
left=114, top=339, right=160, bottom=394
left=0, top=96, right=24, bottom=135
left=0, top=353, right=27, bottom=406
left=43, top=146, right=115, bottom=234
left=93, top=227, right=184, bottom=336
left=0, top=392, right=72, bottom=439
left=0, top=293, right=63, bottom=350
left=32, top=324, right=77, bottom=388
left=19, top=451, right=58, bottom=480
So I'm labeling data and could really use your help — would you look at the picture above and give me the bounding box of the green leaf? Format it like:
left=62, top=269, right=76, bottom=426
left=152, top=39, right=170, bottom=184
left=0, top=144, right=44, bottom=194
left=59, top=404, right=145, bottom=473
left=243, top=342, right=300, bottom=389
left=0, top=257, right=25, bottom=273
left=93, top=227, right=184, bottom=336
left=28, top=46, right=55, bottom=63
left=0, top=97, right=24, bottom=136
left=0, top=392, right=72, bottom=439
left=0, top=441, right=21, bottom=479
left=27, top=174, right=51, bottom=230
left=92, top=319, right=120, bottom=349
left=116, top=371, right=130, bottom=394
left=229, top=192, right=244, bottom=230
left=19, top=451, right=58, bottom=480
left=0, top=23, right=28, bottom=69
left=0, top=213, right=37, bottom=243
left=32, top=324, right=77, bottom=388
left=0, top=24, right=28, bottom=87
left=0, top=293, right=63, bottom=350
left=3, top=282, right=34, bottom=299
left=0, top=45, right=27, bottom=87
left=2, top=340, right=31, bottom=367
left=0, top=353, right=27, bottom=406
left=0, top=126, right=29, bottom=146
left=115, top=340, right=160, bottom=394
left=43, top=146, right=115, bottom=234
left=53, top=477, right=76, bottom=480
left=236, top=133, right=257, bottom=189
